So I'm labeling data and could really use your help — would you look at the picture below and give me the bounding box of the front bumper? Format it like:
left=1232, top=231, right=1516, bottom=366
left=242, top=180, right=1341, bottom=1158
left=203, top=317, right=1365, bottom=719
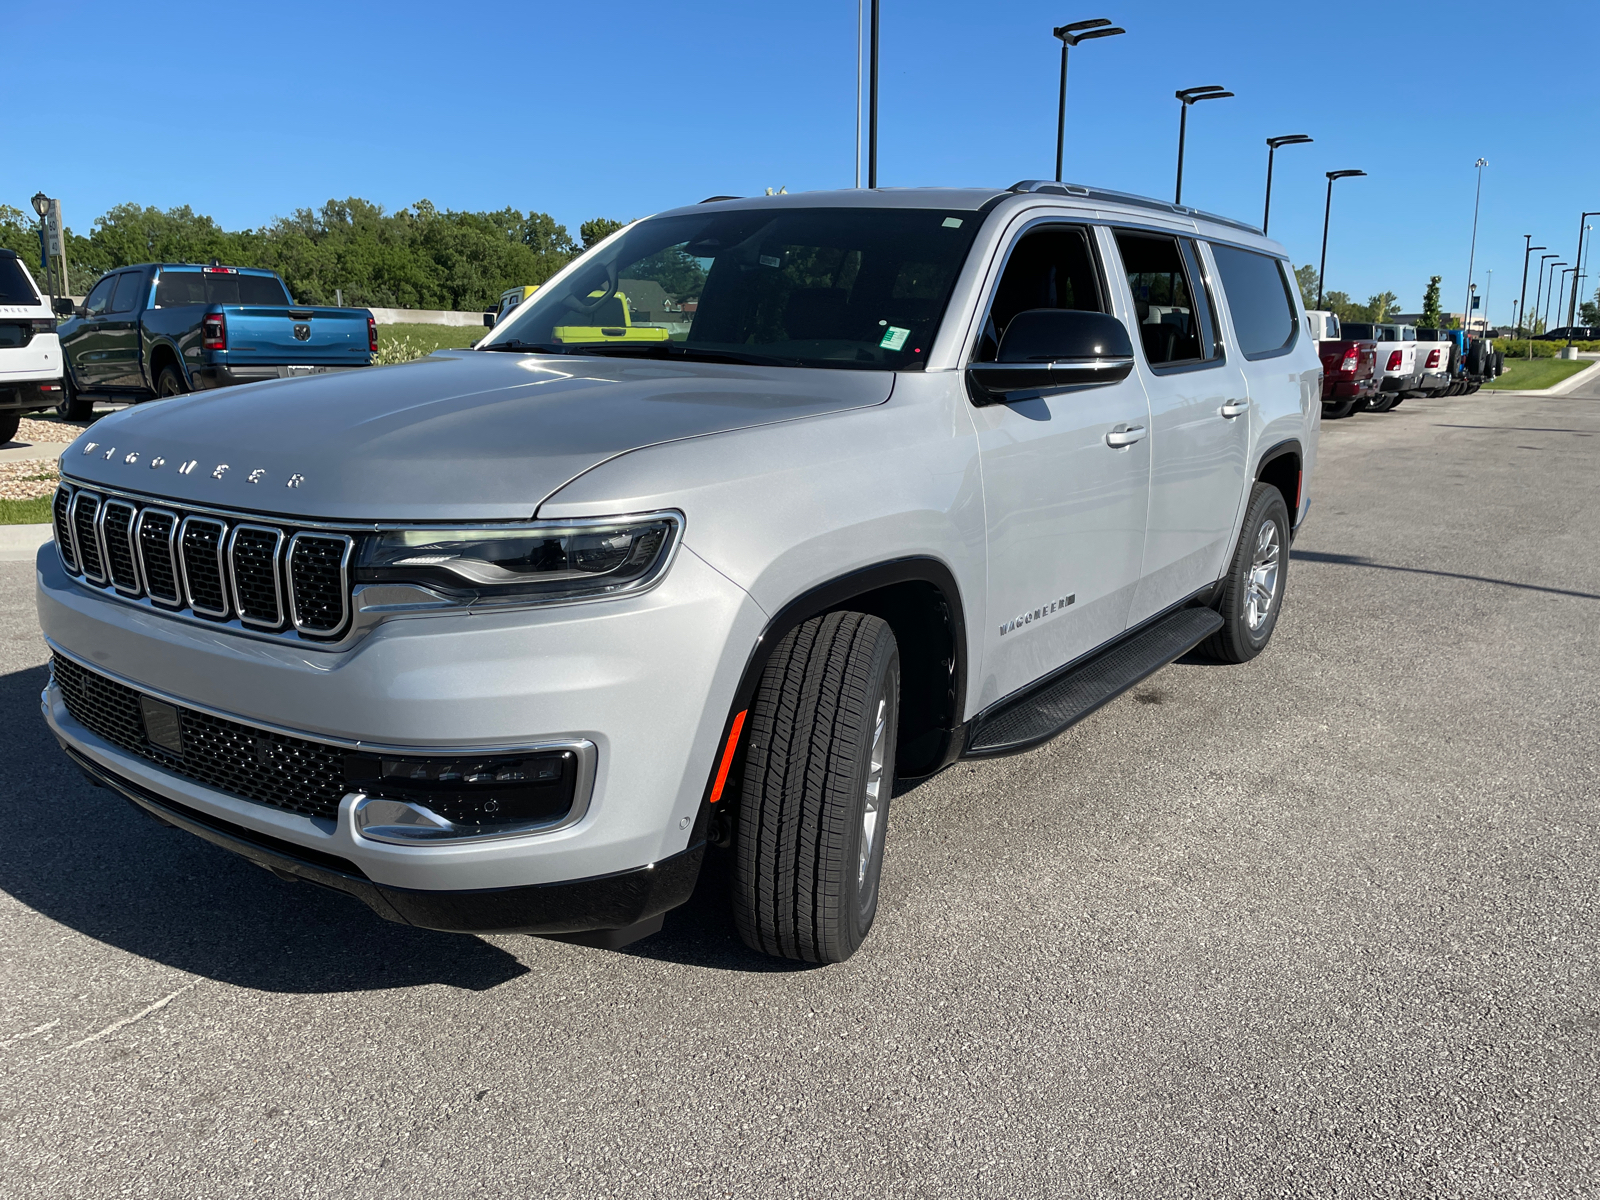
left=191, top=363, right=368, bottom=389
left=38, top=539, right=764, bottom=896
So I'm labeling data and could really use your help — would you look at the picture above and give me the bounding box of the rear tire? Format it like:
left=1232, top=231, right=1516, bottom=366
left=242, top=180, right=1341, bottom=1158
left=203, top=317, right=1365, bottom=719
left=0, top=411, right=19, bottom=446
left=1322, top=398, right=1358, bottom=419
left=1367, top=393, right=1396, bottom=413
left=732, top=611, right=900, bottom=964
left=1200, top=482, right=1290, bottom=665
left=57, top=374, right=94, bottom=422
left=156, top=365, right=188, bottom=398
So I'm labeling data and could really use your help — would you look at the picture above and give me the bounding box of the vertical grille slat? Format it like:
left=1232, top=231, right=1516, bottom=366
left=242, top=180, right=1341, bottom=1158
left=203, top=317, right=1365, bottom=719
left=228, top=525, right=285, bottom=628
left=136, top=510, right=181, bottom=605
left=71, top=492, right=106, bottom=582
left=53, top=486, right=78, bottom=573
left=288, top=534, right=352, bottom=636
left=179, top=517, right=229, bottom=618
left=100, top=501, right=141, bottom=595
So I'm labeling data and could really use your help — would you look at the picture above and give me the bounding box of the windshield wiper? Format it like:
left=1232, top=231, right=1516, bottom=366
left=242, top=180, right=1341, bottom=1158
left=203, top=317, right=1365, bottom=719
left=563, top=343, right=802, bottom=368
left=477, top=340, right=574, bottom=354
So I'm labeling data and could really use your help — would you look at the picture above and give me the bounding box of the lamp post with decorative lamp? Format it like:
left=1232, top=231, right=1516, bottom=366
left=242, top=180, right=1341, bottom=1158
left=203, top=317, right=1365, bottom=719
left=1315, top=170, right=1366, bottom=310
left=1052, top=19, right=1125, bottom=183
left=1262, top=134, right=1312, bottom=235
left=1174, top=86, right=1233, bottom=206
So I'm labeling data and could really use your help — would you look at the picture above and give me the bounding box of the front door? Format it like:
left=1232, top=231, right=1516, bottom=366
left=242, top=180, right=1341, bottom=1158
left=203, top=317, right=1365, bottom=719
left=1109, top=229, right=1250, bottom=626
left=971, top=221, right=1152, bottom=706
left=62, top=274, right=119, bottom=389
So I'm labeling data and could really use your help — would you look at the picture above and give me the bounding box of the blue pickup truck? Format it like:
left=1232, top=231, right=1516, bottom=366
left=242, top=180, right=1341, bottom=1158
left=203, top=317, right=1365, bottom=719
left=55, top=264, right=374, bottom=419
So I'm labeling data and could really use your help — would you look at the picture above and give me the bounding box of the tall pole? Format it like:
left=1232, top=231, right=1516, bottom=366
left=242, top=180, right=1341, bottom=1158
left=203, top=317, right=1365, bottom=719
left=1263, top=142, right=1275, bottom=233
left=1316, top=174, right=1334, bottom=310
left=1553, top=269, right=1572, bottom=336
left=1175, top=103, right=1189, bottom=205
left=1532, top=254, right=1558, bottom=358
left=1567, top=212, right=1600, bottom=344
left=1483, top=270, right=1492, bottom=335
left=854, top=0, right=862, bottom=188
left=1462, top=158, right=1487, bottom=341
left=1515, top=236, right=1534, bottom=340
left=867, top=0, right=879, bottom=189
left=1055, top=40, right=1070, bottom=183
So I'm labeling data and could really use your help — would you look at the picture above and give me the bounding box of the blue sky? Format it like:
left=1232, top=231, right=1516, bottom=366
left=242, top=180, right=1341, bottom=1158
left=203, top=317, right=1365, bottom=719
left=6, top=1, right=1595, bottom=325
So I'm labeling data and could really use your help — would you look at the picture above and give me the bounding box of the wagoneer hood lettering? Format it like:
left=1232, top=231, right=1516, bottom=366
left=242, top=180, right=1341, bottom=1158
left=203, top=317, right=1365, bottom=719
left=60, top=352, right=893, bottom=521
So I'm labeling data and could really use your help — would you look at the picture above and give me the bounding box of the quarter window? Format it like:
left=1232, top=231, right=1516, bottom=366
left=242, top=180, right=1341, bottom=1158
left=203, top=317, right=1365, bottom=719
left=1114, top=231, right=1215, bottom=367
left=1209, top=244, right=1298, bottom=359
left=975, top=225, right=1104, bottom=362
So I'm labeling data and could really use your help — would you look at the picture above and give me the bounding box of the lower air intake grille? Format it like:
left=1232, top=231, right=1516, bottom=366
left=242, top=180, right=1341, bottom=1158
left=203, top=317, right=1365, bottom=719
left=52, top=653, right=349, bottom=822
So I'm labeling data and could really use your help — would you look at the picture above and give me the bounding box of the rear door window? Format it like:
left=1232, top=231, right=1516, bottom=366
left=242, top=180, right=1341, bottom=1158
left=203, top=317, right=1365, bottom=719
left=1113, top=231, right=1212, bottom=367
left=109, top=272, right=145, bottom=314
left=975, top=224, right=1104, bottom=362
left=0, top=255, right=41, bottom=305
left=1209, top=244, right=1298, bottom=359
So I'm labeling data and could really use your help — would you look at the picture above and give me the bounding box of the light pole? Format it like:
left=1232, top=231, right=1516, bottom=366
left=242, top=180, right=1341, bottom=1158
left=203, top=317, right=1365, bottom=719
left=1315, top=169, right=1366, bottom=310
left=1461, top=158, right=1487, bottom=343
left=1483, top=270, right=1492, bottom=336
left=1532, top=254, right=1560, bottom=357
left=1566, top=212, right=1600, bottom=344
left=1516, top=238, right=1544, bottom=340
left=1173, top=85, right=1233, bottom=206
left=1553, top=267, right=1575, bottom=337
left=1262, top=134, right=1313, bottom=235
left=1052, top=19, right=1125, bottom=183
left=867, top=0, right=879, bottom=188
left=29, top=191, right=56, bottom=303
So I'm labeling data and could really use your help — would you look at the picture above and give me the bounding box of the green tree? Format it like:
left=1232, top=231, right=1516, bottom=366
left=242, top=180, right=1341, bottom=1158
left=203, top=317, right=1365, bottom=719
left=580, top=217, right=626, bottom=249
left=1294, top=264, right=1319, bottom=309
left=1367, top=291, right=1400, bottom=323
left=1580, top=287, right=1599, bottom=326
left=1421, top=275, right=1442, bottom=327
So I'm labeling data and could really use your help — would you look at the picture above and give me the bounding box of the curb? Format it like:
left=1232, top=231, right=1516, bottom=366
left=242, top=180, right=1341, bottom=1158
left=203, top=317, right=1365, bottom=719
left=0, top=523, right=52, bottom=562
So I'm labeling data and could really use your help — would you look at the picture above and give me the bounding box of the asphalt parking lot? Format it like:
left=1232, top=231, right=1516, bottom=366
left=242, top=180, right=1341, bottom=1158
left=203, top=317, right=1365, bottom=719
left=3, top=378, right=1598, bottom=1198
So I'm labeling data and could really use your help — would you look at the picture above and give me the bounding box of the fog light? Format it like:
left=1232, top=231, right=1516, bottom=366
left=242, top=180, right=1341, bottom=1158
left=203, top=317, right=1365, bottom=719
left=346, top=750, right=578, bottom=842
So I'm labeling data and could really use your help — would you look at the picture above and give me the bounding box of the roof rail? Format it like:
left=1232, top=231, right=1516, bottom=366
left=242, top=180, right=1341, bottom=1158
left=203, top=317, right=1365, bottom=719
left=699, top=195, right=741, bottom=204
left=1005, top=180, right=1266, bottom=238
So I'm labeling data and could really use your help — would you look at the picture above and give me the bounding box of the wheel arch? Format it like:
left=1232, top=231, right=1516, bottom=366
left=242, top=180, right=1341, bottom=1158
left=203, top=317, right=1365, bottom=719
left=146, top=339, right=187, bottom=390
left=1255, top=438, right=1302, bottom=525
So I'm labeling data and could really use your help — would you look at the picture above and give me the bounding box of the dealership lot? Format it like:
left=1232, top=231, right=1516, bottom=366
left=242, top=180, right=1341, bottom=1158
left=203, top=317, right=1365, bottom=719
left=2, top=381, right=1597, bottom=1197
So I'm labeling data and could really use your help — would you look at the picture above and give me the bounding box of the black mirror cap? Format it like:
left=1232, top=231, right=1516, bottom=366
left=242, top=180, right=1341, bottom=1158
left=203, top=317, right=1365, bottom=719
left=52, top=297, right=75, bottom=317
left=997, top=308, right=1133, bottom=363
left=483, top=312, right=497, bottom=327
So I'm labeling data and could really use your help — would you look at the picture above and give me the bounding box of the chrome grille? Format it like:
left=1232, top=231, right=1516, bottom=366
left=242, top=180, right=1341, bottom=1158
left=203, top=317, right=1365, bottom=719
left=179, top=516, right=229, bottom=617
left=53, top=488, right=77, bottom=571
left=100, top=500, right=141, bottom=594
left=52, top=483, right=352, bottom=641
left=71, top=491, right=105, bottom=582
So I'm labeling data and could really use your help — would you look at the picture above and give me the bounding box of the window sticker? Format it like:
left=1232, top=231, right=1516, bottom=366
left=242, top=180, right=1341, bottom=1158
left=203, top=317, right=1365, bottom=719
left=942, top=217, right=964, bottom=229
left=759, top=254, right=781, bottom=268
left=879, top=325, right=910, bottom=350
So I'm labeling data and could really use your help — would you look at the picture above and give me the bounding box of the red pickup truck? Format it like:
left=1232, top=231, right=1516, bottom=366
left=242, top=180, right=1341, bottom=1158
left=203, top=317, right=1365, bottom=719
left=1308, top=311, right=1379, bottom=419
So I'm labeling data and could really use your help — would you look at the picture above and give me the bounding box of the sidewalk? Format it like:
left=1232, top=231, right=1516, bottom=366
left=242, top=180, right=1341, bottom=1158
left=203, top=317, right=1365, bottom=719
left=0, top=523, right=51, bottom=562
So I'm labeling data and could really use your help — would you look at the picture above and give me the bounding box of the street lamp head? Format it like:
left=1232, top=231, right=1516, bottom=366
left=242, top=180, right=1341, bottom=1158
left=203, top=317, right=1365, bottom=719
left=1474, top=157, right=1487, bottom=167
left=1176, top=85, right=1228, bottom=103
left=1190, top=90, right=1233, bottom=103
left=1267, top=134, right=1313, bottom=148
left=1327, top=169, right=1366, bottom=181
left=1071, top=26, right=1124, bottom=41
left=1054, top=17, right=1110, bottom=37
left=1054, top=18, right=1123, bottom=45
left=30, top=192, right=50, bottom=218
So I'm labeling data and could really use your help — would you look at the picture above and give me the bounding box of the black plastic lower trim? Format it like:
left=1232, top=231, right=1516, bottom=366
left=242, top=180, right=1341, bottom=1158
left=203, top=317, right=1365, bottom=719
left=64, top=745, right=703, bottom=937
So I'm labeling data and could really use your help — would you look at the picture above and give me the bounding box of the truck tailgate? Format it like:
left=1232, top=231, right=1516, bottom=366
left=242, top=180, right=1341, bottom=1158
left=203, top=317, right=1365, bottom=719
left=221, top=306, right=370, bottom=365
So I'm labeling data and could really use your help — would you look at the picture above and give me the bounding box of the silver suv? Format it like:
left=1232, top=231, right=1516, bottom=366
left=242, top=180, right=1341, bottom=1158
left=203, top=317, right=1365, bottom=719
left=39, top=183, right=1320, bottom=962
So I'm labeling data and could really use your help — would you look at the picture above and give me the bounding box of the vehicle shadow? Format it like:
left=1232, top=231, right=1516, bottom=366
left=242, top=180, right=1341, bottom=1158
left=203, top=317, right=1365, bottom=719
left=1290, top=548, right=1600, bottom=601
left=0, top=664, right=528, bottom=993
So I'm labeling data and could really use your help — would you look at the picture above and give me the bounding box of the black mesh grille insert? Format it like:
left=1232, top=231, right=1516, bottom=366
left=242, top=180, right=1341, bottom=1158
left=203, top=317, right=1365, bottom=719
left=289, top=535, right=350, bottom=634
left=230, top=527, right=283, bottom=626
left=73, top=494, right=103, bottom=579
left=138, top=511, right=180, bottom=604
left=101, top=501, right=140, bottom=592
left=53, top=487, right=77, bottom=571
left=52, top=653, right=349, bottom=822
left=181, top=518, right=228, bottom=616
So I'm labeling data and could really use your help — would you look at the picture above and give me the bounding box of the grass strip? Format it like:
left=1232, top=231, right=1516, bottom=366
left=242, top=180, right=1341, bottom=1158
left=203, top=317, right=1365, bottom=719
left=0, top=496, right=53, bottom=525
left=1482, top=358, right=1591, bottom=391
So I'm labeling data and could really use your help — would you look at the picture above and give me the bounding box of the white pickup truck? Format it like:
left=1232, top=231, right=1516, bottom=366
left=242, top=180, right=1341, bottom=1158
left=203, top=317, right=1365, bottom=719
left=1412, top=327, right=1454, bottom=397
left=1342, top=322, right=1419, bottom=412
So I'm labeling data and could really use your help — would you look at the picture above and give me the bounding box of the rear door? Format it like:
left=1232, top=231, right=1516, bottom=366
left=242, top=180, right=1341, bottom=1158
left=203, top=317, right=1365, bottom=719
left=102, top=269, right=149, bottom=388
left=972, top=219, right=1152, bottom=702
left=1112, top=229, right=1250, bottom=625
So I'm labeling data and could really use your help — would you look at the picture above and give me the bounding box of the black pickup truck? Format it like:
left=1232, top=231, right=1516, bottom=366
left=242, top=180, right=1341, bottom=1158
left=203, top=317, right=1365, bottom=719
left=54, top=264, right=374, bottom=419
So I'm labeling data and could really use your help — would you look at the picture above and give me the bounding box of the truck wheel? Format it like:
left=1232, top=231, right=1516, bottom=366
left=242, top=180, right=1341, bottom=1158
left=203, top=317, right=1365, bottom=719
left=58, top=374, right=94, bottom=422
left=732, top=610, right=900, bottom=964
left=156, top=365, right=188, bottom=398
left=0, top=412, right=19, bottom=446
left=1322, top=398, right=1357, bottom=419
left=1200, top=483, right=1290, bottom=665
left=1367, top=394, right=1395, bottom=413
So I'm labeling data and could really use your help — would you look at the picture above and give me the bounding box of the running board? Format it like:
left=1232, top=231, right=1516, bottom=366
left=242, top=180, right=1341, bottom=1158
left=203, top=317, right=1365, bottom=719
left=963, top=606, right=1224, bottom=757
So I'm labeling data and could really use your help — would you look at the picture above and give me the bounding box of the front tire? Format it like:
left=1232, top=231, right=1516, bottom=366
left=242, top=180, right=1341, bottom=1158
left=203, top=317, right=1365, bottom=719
left=732, top=611, right=900, bottom=964
left=57, top=373, right=94, bottom=422
left=1200, top=482, right=1290, bottom=664
left=0, top=411, right=19, bottom=446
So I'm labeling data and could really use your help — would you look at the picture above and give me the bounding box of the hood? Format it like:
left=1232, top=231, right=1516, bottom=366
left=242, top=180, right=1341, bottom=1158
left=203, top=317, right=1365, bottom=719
left=58, top=352, right=893, bottom=521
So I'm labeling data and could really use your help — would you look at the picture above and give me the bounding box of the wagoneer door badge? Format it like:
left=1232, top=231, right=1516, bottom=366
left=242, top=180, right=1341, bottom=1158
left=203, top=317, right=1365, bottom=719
left=1000, top=594, right=1075, bottom=637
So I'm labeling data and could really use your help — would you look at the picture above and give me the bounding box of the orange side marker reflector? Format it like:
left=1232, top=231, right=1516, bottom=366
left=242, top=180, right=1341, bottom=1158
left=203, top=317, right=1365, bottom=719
left=708, top=710, right=748, bottom=804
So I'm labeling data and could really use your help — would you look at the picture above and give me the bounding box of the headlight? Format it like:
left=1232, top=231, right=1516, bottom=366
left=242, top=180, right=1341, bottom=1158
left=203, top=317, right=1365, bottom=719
left=353, top=512, right=681, bottom=607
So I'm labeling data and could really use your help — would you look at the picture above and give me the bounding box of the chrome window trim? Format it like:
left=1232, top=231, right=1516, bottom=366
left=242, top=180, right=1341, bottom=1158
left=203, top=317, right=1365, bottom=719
left=226, top=523, right=286, bottom=629
left=962, top=214, right=1111, bottom=371
left=69, top=489, right=107, bottom=584
left=287, top=531, right=353, bottom=637
left=97, top=498, right=143, bottom=597
left=134, top=508, right=183, bottom=607
left=53, top=484, right=79, bottom=574
left=178, top=515, right=231, bottom=618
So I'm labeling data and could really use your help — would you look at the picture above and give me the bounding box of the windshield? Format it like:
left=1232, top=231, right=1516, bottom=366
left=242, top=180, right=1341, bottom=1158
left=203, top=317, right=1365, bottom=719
left=483, top=206, right=982, bottom=369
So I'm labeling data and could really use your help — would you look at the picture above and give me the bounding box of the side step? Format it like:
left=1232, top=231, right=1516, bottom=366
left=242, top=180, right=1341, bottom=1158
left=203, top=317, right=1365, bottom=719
left=963, top=606, right=1223, bottom=757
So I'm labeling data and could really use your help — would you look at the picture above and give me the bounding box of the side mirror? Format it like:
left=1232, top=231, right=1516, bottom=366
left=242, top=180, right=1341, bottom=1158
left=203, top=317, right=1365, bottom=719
left=53, top=297, right=76, bottom=317
left=483, top=312, right=497, bottom=328
left=966, top=309, right=1135, bottom=406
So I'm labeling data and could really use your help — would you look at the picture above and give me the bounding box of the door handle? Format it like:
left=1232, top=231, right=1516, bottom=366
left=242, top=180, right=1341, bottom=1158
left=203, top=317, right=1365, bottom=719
left=1104, top=423, right=1146, bottom=448
left=1220, top=399, right=1250, bottom=418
